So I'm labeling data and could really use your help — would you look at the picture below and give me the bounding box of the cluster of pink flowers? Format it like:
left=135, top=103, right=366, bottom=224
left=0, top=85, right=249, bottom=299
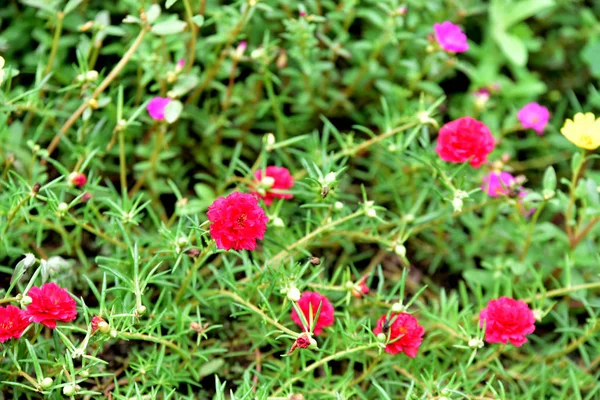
left=0, top=283, right=77, bottom=343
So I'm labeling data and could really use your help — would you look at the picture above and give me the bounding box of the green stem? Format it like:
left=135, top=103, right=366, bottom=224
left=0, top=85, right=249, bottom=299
left=527, top=281, right=600, bottom=303
left=263, top=69, right=286, bottom=140
left=333, top=122, right=418, bottom=161
left=44, top=12, right=64, bottom=76
left=2, top=193, right=32, bottom=236
left=174, top=244, right=213, bottom=304
left=519, top=200, right=546, bottom=262
left=119, top=332, right=190, bottom=360
left=0, top=297, right=18, bottom=304
left=182, top=0, right=198, bottom=73
left=119, top=131, right=127, bottom=197
left=544, top=321, right=600, bottom=361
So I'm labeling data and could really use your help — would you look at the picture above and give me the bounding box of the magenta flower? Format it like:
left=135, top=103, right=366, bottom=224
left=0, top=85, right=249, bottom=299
left=433, top=21, right=469, bottom=53
left=517, top=102, right=550, bottom=135
left=482, top=171, right=516, bottom=197
left=147, top=97, right=172, bottom=121
left=176, top=58, right=185, bottom=71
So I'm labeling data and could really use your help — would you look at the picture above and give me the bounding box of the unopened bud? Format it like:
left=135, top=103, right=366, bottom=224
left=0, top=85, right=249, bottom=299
left=62, top=384, right=76, bottom=396
left=394, top=244, right=406, bottom=258
left=40, top=377, right=53, bottom=389
left=468, top=338, right=484, bottom=349
left=136, top=305, right=147, bottom=316
left=23, top=253, right=36, bottom=269
left=334, top=201, right=343, bottom=210
left=272, top=217, right=284, bottom=227
left=264, top=133, right=276, bottom=150
left=79, top=21, right=94, bottom=32
left=452, top=197, right=463, bottom=213
left=533, top=309, right=543, bottom=322
left=109, top=329, right=117, bottom=338
left=20, top=295, right=32, bottom=306
left=88, top=98, right=99, bottom=109
left=391, top=302, right=405, bottom=313
left=57, top=202, right=69, bottom=213
left=85, top=70, right=98, bottom=82
left=376, top=333, right=387, bottom=342
left=287, top=287, right=301, bottom=302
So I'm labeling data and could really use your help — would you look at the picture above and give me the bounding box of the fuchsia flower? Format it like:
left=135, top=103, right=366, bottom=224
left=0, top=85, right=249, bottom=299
left=207, top=192, right=268, bottom=251
left=480, top=297, right=536, bottom=347
left=434, top=21, right=469, bottom=53
left=436, top=117, right=495, bottom=168
left=69, top=172, right=87, bottom=188
left=482, top=171, right=516, bottom=197
left=291, top=292, right=335, bottom=336
left=176, top=58, right=185, bottom=71
left=517, top=102, right=550, bottom=134
left=253, top=166, right=294, bottom=205
left=26, top=283, right=78, bottom=329
left=147, top=97, right=172, bottom=121
left=351, top=276, right=369, bottom=298
left=0, top=305, right=31, bottom=342
left=373, top=312, right=425, bottom=357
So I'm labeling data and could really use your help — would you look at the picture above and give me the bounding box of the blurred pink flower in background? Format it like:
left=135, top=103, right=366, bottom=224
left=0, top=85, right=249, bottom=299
left=434, top=21, right=469, bottom=53
left=147, top=97, right=172, bottom=121
left=517, top=102, right=549, bottom=134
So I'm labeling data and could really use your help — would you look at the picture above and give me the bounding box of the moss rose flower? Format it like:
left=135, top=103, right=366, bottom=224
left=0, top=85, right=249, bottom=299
left=480, top=296, right=535, bottom=347
left=253, top=166, right=294, bottom=205
left=0, top=305, right=31, bottom=342
left=291, top=291, right=335, bottom=336
left=207, top=192, right=268, bottom=251
left=433, top=21, right=469, bottom=53
left=481, top=171, right=516, bottom=197
left=26, top=283, right=77, bottom=329
left=436, top=116, right=495, bottom=168
left=373, top=312, right=425, bottom=357
left=517, top=102, right=549, bottom=135
left=147, top=97, right=171, bottom=121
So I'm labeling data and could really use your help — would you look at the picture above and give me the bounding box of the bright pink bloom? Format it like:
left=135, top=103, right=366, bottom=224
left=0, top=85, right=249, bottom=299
left=147, top=97, right=172, bottom=121
left=482, top=171, right=516, bottom=197
left=517, top=102, right=549, bottom=134
left=373, top=312, right=425, bottom=357
left=207, top=192, right=268, bottom=251
left=0, top=305, right=31, bottom=342
left=253, top=166, right=294, bottom=205
left=26, top=283, right=77, bottom=329
left=81, top=192, right=92, bottom=203
left=69, top=172, right=87, bottom=188
left=480, top=297, right=535, bottom=347
left=436, top=117, right=495, bottom=168
left=434, top=21, right=469, bottom=53
left=291, top=292, right=335, bottom=336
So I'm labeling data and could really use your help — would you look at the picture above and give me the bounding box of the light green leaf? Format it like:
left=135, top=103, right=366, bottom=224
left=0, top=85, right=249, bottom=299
left=166, top=0, right=179, bottom=9
left=146, top=4, right=161, bottom=24
left=501, top=0, right=554, bottom=29
left=191, top=15, right=204, bottom=27
left=164, top=100, right=183, bottom=123
left=151, top=19, right=187, bottom=36
left=495, top=31, right=527, bottom=66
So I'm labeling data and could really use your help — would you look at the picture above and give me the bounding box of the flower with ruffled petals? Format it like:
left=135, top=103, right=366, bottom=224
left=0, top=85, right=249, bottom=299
left=253, top=166, right=294, bottom=205
left=373, top=312, right=425, bottom=357
left=0, top=305, right=31, bottom=342
left=480, top=296, right=535, bottom=347
left=517, top=102, right=549, bottom=134
left=436, top=117, right=495, bottom=168
left=26, top=283, right=77, bottom=329
left=207, top=192, right=268, bottom=251
left=482, top=171, right=516, bottom=197
left=434, top=21, right=469, bottom=53
left=560, top=112, right=600, bottom=150
left=291, top=292, right=335, bottom=336
left=147, top=97, right=172, bottom=121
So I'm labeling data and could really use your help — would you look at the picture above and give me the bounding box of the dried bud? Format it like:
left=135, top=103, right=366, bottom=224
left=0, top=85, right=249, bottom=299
left=31, top=182, right=41, bottom=196
left=276, top=50, right=288, bottom=69
left=289, top=394, right=305, bottom=400
left=309, top=257, right=320, bottom=265
left=287, top=332, right=313, bottom=355
left=186, top=248, right=200, bottom=258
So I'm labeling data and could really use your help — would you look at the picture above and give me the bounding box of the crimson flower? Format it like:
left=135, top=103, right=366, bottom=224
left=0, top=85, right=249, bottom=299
left=253, top=166, right=294, bottom=205
left=69, top=172, right=87, bottom=188
left=373, top=312, right=425, bottom=357
left=0, top=305, right=31, bottom=342
left=290, top=292, right=335, bottom=336
left=436, top=116, right=495, bottom=168
left=479, top=296, right=535, bottom=347
left=26, top=283, right=78, bottom=329
left=207, top=192, right=268, bottom=251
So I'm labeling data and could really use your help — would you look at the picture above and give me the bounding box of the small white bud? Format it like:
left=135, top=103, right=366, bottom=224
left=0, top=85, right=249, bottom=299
left=261, top=176, right=275, bottom=188
left=542, top=189, right=555, bottom=200
left=376, top=333, right=387, bottom=342
left=468, top=337, right=484, bottom=349
left=176, top=237, right=188, bottom=247
left=287, top=287, right=301, bottom=302
left=22, top=253, right=36, bottom=268
left=324, top=172, right=337, bottom=186
left=40, top=377, right=53, bottom=389
left=20, top=295, right=32, bottom=305
left=57, top=202, right=68, bottom=213
left=394, top=245, right=406, bottom=258
left=366, top=208, right=377, bottom=218
left=451, top=197, right=463, bottom=213
left=136, top=305, right=147, bottom=316
left=533, top=309, right=543, bottom=322
left=109, top=329, right=118, bottom=338
left=80, top=370, right=89, bottom=378
left=62, top=384, right=76, bottom=396
left=272, top=217, right=284, bottom=228
left=85, top=70, right=98, bottom=81
left=308, top=337, right=318, bottom=349
left=334, top=201, right=343, bottom=210
left=404, top=213, right=415, bottom=223
left=391, top=302, right=405, bottom=313
left=251, top=47, right=265, bottom=60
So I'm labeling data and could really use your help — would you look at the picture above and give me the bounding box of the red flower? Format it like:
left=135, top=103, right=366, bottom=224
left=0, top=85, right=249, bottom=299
left=91, top=315, right=109, bottom=333
left=435, top=117, right=495, bottom=168
left=291, top=292, right=335, bottom=336
left=253, top=166, right=294, bottom=205
left=0, top=305, right=31, bottom=342
left=479, top=296, right=535, bottom=347
left=207, top=192, right=268, bottom=251
left=351, top=276, right=369, bottom=298
left=69, top=172, right=87, bottom=188
left=26, top=283, right=78, bottom=329
left=373, top=312, right=425, bottom=357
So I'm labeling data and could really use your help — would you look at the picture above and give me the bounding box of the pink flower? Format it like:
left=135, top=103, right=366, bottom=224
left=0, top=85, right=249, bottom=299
left=0, top=305, right=31, bottom=342
left=253, top=166, right=294, bottom=206
left=69, top=172, right=87, bottom=188
left=147, top=97, right=172, bottom=121
left=176, top=58, right=185, bottom=71
left=480, top=297, right=535, bottom=347
left=373, top=312, right=425, bottom=357
left=291, top=292, right=335, bottom=336
left=436, top=117, right=495, bottom=168
left=482, top=171, right=516, bottom=197
left=434, top=21, right=469, bottom=53
left=26, top=283, right=78, bottom=329
left=517, top=102, right=549, bottom=134
left=351, top=276, right=369, bottom=298
left=207, top=192, right=268, bottom=251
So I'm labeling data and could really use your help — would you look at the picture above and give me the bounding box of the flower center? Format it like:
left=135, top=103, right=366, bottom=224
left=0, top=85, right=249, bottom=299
left=397, top=326, right=407, bottom=335
left=236, top=214, right=247, bottom=227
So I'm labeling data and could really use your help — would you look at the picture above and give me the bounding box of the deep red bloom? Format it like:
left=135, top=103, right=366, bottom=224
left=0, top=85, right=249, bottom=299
left=479, top=296, right=535, bottom=347
left=0, top=305, right=31, bottom=342
left=207, top=192, right=268, bottom=251
left=373, top=312, right=425, bottom=357
left=436, top=117, right=495, bottom=168
left=26, top=283, right=78, bottom=329
left=291, top=292, right=335, bottom=336
left=69, top=172, right=87, bottom=188
left=253, top=166, right=294, bottom=206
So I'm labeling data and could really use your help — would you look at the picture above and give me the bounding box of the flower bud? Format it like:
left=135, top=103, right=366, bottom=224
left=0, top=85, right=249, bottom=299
left=323, top=172, right=336, bottom=186
left=136, top=305, right=147, bottom=316
left=109, top=329, right=117, bottom=338
left=451, top=197, right=463, bottom=213
left=261, top=176, right=275, bottom=188
left=57, top=202, right=69, bottom=213
left=391, top=302, right=405, bottom=313
left=20, top=295, right=32, bottom=306
left=468, top=337, right=484, bottom=349
left=376, top=333, right=387, bottom=342
left=533, top=309, right=543, bottom=322
left=40, top=377, right=53, bottom=389
left=22, top=253, right=36, bottom=269
left=394, top=244, right=406, bottom=258
left=287, top=287, right=301, bottom=302
left=62, top=384, right=76, bottom=396
left=88, top=98, right=99, bottom=109
left=264, top=133, right=276, bottom=150
left=272, top=217, right=285, bottom=227
left=69, top=172, right=87, bottom=188
left=85, top=70, right=98, bottom=82
left=334, top=201, right=343, bottom=210
left=80, top=370, right=89, bottom=378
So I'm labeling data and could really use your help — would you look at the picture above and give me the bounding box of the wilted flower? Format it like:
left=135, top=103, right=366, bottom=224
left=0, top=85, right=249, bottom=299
left=433, top=21, right=469, bottom=53
left=481, top=171, right=516, bottom=197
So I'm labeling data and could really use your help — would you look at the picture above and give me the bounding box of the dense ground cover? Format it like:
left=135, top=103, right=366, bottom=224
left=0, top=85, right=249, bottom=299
left=1, top=0, right=600, bottom=399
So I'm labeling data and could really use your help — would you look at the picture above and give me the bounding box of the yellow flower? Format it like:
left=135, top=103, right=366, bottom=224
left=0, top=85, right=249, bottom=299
left=560, top=112, right=600, bottom=150
left=0, top=56, right=5, bottom=85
